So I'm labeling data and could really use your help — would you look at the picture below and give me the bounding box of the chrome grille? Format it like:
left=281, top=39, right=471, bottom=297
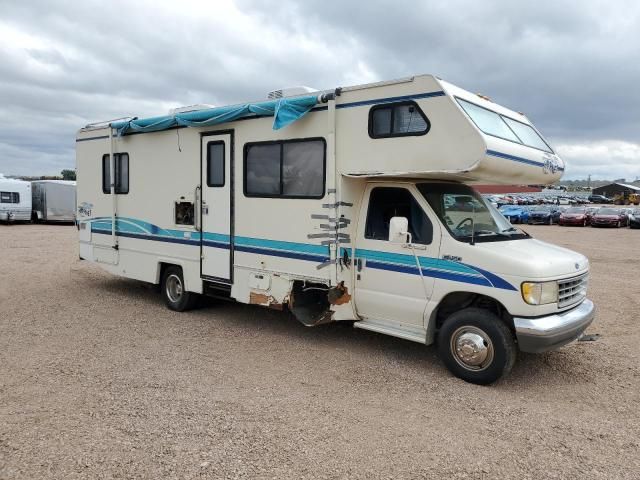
left=557, top=273, right=588, bottom=308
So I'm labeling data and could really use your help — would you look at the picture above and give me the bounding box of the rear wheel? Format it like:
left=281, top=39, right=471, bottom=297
left=437, top=308, right=516, bottom=385
left=161, top=265, right=199, bottom=311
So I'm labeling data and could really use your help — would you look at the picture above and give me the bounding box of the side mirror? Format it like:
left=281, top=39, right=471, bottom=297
left=389, top=216, right=409, bottom=243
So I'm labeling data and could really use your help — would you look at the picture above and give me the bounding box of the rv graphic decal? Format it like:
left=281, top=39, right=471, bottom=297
left=78, top=202, right=93, bottom=217
left=542, top=154, right=562, bottom=175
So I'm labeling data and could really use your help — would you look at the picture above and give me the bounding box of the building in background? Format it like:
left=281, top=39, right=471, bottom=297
left=591, top=182, right=640, bottom=198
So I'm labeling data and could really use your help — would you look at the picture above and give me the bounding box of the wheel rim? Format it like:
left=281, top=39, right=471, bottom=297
left=166, top=274, right=183, bottom=303
left=450, top=326, right=494, bottom=372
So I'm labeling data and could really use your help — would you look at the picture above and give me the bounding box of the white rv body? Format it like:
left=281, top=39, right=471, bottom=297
left=31, top=180, right=77, bottom=223
left=76, top=74, right=593, bottom=383
left=0, top=175, right=32, bottom=222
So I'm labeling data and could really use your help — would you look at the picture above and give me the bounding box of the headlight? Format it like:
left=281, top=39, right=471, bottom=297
left=521, top=281, right=558, bottom=305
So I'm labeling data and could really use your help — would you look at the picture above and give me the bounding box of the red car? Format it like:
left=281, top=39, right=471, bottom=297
left=590, top=207, right=629, bottom=228
left=559, top=207, right=589, bottom=226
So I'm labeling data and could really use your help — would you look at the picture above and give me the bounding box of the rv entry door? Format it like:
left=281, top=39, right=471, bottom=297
left=201, top=132, right=233, bottom=282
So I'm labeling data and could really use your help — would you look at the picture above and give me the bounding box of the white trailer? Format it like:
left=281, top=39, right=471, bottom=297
left=76, top=74, right=594, bottom=384
left=0, top=174, right=32, bottom=223
left=31, top=180, right=77, bottom=223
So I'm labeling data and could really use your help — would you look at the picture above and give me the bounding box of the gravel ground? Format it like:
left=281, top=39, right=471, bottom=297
left=1, top=224, right=639, bottom=479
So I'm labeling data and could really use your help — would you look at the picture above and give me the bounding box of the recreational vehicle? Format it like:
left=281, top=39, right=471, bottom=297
left=0, top=174, right=31, bottom=223
left=76, top=74, right=594, bottom=384
left=31, top=180, right=77, bottom=223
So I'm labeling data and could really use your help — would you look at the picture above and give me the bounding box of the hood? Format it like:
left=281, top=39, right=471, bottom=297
left=462, top=238, right=588, bottom=279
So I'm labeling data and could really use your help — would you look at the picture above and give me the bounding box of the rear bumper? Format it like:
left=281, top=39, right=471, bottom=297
left=514, top=299, right=595, bottom=353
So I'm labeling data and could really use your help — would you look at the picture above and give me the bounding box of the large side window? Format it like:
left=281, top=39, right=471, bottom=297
left=365, top=187, right=433, bottom=244
left=369, top=101, right=430, bottom=138
left=206, top=141, right=225, bottom=187
left=1, top=192, right=19, bottom=203
left=102, top=153, right=129, bottom=194
left=244, top=138, right=325, bottom=198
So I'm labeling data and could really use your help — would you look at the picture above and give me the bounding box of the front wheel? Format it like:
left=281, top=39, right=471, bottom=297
left=437, top=308, right=516, bottom=385
left=161, top=265, right=199, bottom=311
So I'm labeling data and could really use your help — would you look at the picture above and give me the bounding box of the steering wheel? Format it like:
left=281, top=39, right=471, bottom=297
left=455, top=217, right=473, bottom=230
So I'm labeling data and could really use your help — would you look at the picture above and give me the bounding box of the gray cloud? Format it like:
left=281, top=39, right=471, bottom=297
left=0, top=0, right=639, bottom=179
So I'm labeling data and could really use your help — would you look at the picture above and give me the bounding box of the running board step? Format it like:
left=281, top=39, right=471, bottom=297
left=354, top=319, right=427, bottom=344
left=203, top=280, right=232, bottom=300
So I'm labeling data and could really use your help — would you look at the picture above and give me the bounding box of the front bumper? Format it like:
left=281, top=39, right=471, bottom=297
left=560, top=217, right=586, bottom=225
left=513, top=299, right=595, bottom=353
left=529, top=216, right=551, bottom=224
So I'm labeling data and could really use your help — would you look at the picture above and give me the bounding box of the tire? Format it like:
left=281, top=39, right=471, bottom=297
left=161, top=265, right=199, bottom=311
left=437, top=308, right=517, bottom=385
left=583, top=219, right=587, bottom=227
left=548, top=217, right=553, bottom=225
left=617, top=221, right=621, bottom=228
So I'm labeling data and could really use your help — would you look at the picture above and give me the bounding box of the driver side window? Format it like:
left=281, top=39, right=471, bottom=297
left=365, top=187, right=433, bottom=244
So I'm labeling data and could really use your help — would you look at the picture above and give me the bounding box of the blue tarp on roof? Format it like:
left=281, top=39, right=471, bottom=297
left=111, top=95, right=319, bottom=136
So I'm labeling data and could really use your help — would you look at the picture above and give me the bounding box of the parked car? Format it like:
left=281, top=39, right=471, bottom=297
left=585, top=207, right=598, bottom=225
left=588, top=194, right=612, bottom=204
left=559, top=207, right=589, bottom=227
left=528, top=205, right=562, bottom=225
left=629, top=209, right=640, bottom=229
left=590, top=207, right=628, bottom=227
left=498, top=205, right=530, bottom=224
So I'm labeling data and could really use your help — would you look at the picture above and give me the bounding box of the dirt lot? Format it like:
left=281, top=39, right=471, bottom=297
left=1, top=224, right=638, bottom=479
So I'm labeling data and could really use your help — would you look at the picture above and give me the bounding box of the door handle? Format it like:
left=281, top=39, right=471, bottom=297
left=356, top=258, right=364, bottom=272
left=195, top=185, right=201, bottom=231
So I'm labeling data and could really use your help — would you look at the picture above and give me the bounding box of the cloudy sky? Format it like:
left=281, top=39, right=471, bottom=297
left=1, top=0, right=639, bottom=180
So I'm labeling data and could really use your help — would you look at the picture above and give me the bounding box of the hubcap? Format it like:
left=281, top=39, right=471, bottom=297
left=450, top=326, right=494, bottom=371
left=166, top=274, right=183, bottom=303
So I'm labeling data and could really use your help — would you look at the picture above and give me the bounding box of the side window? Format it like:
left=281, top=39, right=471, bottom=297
left=365, top=187, right=433, bottom=244
left=102, top=153, right=129, bottom=194
left=206, top=141, right=225, bottom=187
left=369, top=101, right=429, bottom=138
left=244, top=138, right=325, bottom=198
left=1, top=192, right=16, bottom=203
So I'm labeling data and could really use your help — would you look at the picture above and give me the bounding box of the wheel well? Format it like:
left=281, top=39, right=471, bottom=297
left=433, top=292, right=514, bottom=332
left=157, top=262, right=181, bottom=285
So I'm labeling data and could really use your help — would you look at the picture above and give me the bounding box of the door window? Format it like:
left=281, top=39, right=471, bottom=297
left=365, top=187, right=432, bottom=244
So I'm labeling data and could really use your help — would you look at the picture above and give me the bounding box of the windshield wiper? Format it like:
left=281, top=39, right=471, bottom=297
left=500, top=226, right=531, bottom=237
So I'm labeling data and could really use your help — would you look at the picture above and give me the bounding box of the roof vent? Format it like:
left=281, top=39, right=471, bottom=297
left=168, top=104, right=215, bottom=115
left=267, top=86, right=318, bottom=100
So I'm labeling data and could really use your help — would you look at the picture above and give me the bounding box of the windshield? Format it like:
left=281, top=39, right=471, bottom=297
left=418, top=183, right=529, bottom=243
left=565, top=207, right=585, bottom=214
left=597, top=208, right=619, bottom=215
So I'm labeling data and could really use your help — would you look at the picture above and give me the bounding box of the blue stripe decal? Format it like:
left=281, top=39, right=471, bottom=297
left=87, top=217, right=514, bottom=291
left=235, top=245, right=328, bottom=263
left=366, top=260, right=494, bottom=287
left=336, top=91, right=446, bottom=109
left=487, top=149, right=565, bottom=172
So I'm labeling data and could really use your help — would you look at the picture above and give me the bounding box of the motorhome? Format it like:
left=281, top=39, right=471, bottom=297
left=0, top=174, right=31, bottom=223
left=76, top=74, right=594, bottom=384
left=31, top=180, right=77, bottom=223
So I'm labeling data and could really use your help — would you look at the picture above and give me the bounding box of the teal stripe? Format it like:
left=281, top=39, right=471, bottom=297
left=235, top=236, right=327, bottom=255
left=355, top=248, right=481, bottom=277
